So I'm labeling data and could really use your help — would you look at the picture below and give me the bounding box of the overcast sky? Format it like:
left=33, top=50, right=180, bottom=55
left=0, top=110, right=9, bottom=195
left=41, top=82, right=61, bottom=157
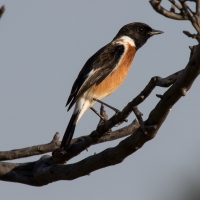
left=0, top=1, right=200, bottom=200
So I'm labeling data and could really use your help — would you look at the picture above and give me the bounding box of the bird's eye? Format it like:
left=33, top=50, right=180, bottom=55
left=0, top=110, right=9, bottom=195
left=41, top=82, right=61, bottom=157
left=139, top=28, right=144, bottom=33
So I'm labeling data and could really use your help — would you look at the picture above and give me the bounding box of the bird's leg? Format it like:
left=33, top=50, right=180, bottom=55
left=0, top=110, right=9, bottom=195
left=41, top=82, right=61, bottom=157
left=132, top=106, right=147, bottom=135
left=93, top=98, right=128, bottom=124
left=93, top=98, right=120, bottom=113
left=90, top=107, right=106, bottom=121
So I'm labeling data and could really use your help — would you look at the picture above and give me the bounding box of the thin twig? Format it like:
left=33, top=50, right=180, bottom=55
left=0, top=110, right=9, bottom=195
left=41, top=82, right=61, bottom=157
left=179, top=0, right=195, bottom=22
left=151, top=0, right=200, bottom=38
left=169, top=0, right=183, bottom=11
left=179, top=0, right=200, bottom=32
left=183, top=30, right=200, bottom=41
left=170, top=5, right=176, bottom=13
left=0, top=132, right=60, bottom=161
left=150, top=0, right=189, bottom=20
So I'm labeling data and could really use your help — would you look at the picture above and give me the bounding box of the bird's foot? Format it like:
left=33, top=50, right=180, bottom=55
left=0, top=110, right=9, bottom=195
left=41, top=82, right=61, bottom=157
left=132, top=106, right=147, bottom=135
left=93, top=98, right=128, bottom=125
left=90, top=107, right=107, bottom=121
left=93, top=98, right=120, bottom=113
left=52, top=148, right=68, bottom=158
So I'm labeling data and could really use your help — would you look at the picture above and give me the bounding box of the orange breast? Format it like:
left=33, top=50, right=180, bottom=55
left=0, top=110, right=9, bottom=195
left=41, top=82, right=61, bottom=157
left=87, top=43, right=136, bottom=100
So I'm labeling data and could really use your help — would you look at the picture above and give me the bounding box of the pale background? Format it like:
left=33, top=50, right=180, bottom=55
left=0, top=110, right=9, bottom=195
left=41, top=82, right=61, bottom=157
left=0, top=1, right=200, bottom=200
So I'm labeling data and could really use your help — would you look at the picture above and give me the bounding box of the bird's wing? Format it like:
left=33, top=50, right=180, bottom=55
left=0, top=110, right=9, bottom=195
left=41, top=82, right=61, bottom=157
left=66, top=42, right=125, bottom=111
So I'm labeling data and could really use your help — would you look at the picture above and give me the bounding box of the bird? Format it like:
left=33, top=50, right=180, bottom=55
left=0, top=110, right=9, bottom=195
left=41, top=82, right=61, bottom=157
left=60, top=22, right=163, bottom=149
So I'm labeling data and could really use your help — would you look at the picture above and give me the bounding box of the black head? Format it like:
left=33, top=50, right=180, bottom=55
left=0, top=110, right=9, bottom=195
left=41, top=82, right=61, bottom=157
left=113, top=22, right=163, bottom=50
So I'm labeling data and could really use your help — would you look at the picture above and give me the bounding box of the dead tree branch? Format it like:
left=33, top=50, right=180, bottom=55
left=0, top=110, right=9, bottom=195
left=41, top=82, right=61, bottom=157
left=0, top=120, right=140, bottom=161
left=0, top=132, right=60, bottom=161
left=150, top=0, right=200, bottom=39
left=149, top=0, right=188, bottom=20
left=43, top=43, right=199, bottom=184
left=0, top=47, right=197, bottom=185
left=0, top=69, right=183, bottom=162
left=197, top=0, right=200, bottom=16
left=183, top=30, right=200, bottom=41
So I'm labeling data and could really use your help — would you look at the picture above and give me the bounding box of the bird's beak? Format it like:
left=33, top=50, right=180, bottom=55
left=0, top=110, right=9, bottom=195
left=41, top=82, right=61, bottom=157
left=148, top=29, right=164, bottom=36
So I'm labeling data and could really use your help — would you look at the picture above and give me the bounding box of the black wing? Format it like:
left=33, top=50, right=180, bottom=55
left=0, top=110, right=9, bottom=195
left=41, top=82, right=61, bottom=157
left=66, top=42, right=125, bottom=111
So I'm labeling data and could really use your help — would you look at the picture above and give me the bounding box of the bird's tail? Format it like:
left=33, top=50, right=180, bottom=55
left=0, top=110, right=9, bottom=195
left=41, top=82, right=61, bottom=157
left=60, top=111, right=79, bottom=149
left=60, top=99, right=92, bottom=149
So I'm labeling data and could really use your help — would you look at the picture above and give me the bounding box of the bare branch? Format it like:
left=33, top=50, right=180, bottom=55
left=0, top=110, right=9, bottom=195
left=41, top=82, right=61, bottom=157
left=149, top=0, right=189, bottom=20
left=0, top=65, right=184, bottom=163
left=0, top=120, right=140, bottom=161
left=179, top=0, right=200, bottom=33
left=53, top=69, right=183, bottom=163
left=1, top=43, right=200, bottom=186
left=169, top=0, right=183, bottom=11
left=197, top=0, right=200, bottom=15
left=0, top=68, right=183, bottom=162
left=0, top=132, right=60, bottom=161
left=170, top=5, right=176, bottom=13
left=183, top=30, right=200, bottom=41
left=179, top=0, right=195, bottom=21
left=151, top=0, right=200, bottom=38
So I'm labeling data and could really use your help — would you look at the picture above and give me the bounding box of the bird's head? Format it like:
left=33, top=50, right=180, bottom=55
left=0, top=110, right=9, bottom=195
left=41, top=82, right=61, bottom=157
left=114, top=22, right=163, bottom=50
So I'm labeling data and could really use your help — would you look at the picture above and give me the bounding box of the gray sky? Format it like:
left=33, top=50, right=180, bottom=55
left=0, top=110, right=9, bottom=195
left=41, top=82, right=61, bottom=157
left=0, top=1, right=200, bottom=200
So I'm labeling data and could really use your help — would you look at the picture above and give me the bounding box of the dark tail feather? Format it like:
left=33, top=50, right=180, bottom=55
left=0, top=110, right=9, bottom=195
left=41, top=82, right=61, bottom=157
left=60, top=112, right=78, bottom=149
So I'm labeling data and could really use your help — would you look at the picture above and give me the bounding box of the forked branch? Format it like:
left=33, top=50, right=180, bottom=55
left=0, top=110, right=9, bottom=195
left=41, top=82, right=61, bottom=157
left=0, top=69, right=183, bottom=162
left=150, top=0, right=200, bottom=39
left=1, top=46, right=198, bottom=185
left=149, top=0, right=189, bottom=20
